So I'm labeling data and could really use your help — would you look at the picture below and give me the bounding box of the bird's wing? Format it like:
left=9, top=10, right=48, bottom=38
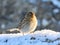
left=18, top=17, right=28, bottom=29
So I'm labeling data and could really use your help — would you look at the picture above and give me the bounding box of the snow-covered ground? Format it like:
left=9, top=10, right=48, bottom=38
left=0, top=29, right=60, bottom=45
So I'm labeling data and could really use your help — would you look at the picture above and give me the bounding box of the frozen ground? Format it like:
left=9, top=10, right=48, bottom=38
left=0, top=29, right=60, bottom=45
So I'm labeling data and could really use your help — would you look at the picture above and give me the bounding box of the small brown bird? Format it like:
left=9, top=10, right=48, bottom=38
left=18, top=12, right=37, bottom=35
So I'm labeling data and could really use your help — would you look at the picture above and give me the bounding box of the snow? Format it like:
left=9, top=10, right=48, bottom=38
left=1, top=24, right=5, bottom=29
left=42, top=19, right=49, bottom=27
left=0, top=29, right=60, bottom=45
left=28, top=0, right=37, bottom=4
left=53, top=8, right=59, bottom=14
left=42, top=0, right=60, bottom=8
left=51, top=0, right=60, bottom=8
left=42, top=0, right=50, bottom=2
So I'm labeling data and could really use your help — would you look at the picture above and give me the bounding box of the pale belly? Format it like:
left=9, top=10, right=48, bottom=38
left=20, top=21, right=37, bottom=33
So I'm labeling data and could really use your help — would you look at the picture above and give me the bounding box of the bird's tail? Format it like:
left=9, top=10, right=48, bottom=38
left=8, top=28, right=20, bottom=32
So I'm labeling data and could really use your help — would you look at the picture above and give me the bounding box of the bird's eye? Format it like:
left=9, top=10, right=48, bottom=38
left=28, top=12, right=33, bottom=16
left=29, top=12, right=32, bottom=14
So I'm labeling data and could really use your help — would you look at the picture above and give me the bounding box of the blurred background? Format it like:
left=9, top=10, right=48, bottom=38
left=0, top=0, right=60, bottom=33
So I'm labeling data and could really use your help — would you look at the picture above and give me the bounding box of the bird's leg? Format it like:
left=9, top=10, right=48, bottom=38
left=30, top=31, right=34, bottom=35
left=22, top=32, right=24, bottom=36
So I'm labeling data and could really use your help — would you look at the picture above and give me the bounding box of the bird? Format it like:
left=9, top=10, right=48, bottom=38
left=18, top=12, right=37, bottom=35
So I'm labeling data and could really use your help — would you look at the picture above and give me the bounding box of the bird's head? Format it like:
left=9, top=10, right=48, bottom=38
left=25, top=12, right=34, bottom=19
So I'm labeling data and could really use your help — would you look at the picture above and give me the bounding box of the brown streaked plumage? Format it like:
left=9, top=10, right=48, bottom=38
left=18, top=12, right=37, bottom=35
